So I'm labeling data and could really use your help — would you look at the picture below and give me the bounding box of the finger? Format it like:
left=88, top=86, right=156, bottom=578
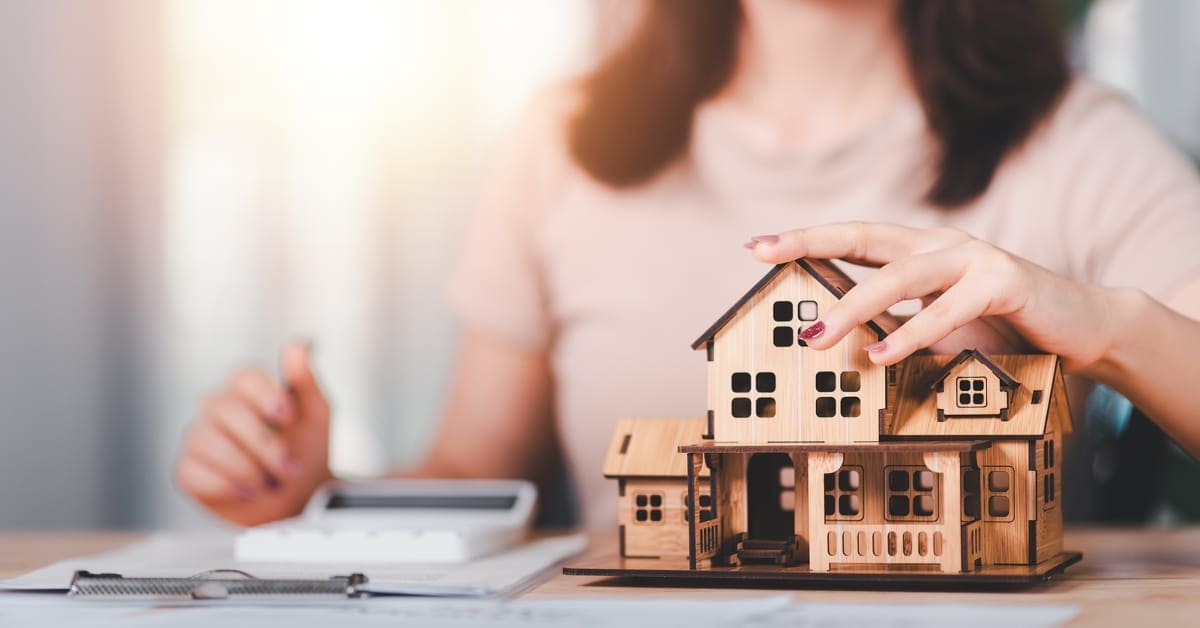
left=229, top=369, right=293, bottom=427
left=805, top=249, right=968, bottom=350
left=176, top=456, right=254, bottom=503
left=188, top=419, right=276, bottom=491
left=281, top=340, right=329, bottom=423
left=865, top=282, right=990, bottom=366
left=747, top=222, right=971, bottom=266
left=208, top=396, right=300, bottom=479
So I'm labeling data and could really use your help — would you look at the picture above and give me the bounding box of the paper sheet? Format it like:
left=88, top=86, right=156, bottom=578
left=0, top=532, right=587, bottom=597
left=0, top=595, right=1078, bottom=628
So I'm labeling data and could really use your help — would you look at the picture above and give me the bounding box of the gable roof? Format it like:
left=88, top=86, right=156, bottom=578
left=928, top=349, right=1021, bottom=391
left=602, top=417, right=709, bottom=479
left=888, top=353, right=1071, bottom=438
left=690, top=258, right=901, bottom=350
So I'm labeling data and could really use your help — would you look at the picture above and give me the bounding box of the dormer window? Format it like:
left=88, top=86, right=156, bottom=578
left=932, top=349, right=1019, bottom=421
left=957, top=377, right=986, bottom=408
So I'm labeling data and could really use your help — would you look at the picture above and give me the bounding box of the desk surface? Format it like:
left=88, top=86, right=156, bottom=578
left=2, top=528, right=1198, bottom=625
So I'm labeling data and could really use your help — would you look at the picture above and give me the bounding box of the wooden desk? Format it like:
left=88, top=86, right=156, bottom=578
left=3, top=528, right=1198, bottom=625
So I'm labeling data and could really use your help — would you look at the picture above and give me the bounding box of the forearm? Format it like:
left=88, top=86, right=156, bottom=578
left=1083, top=287, right=1200, bottom=457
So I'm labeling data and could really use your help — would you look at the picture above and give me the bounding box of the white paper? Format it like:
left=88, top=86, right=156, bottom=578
left=742, top=602, right=1079, bottom=628
left=0, top=532, right=587, bottom=597
left=0, top=595, right=1078, bottom=628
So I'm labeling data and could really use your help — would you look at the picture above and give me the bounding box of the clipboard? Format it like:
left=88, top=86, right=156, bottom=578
left=68, top=569, right=368, bottom=600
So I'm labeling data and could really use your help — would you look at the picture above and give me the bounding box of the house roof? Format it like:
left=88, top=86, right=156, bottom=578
left=928, top=349, right=1021, bottom=391
left=602, top=417, right=710, bottom=479
left=888, top=353, right=1072, bottom=438
left=690, top=258, right=901, bottom=350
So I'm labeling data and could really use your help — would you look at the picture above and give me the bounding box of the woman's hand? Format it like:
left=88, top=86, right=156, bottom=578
left=175, top=342, right=334, bottom=526
left=745, top=222, right=1128, bottom=375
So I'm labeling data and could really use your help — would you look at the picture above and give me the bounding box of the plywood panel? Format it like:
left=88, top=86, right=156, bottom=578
left=891, top=355, right=1060, bottom=438
left=975, top=441, right=1032, bottom=565
left=708, top=263, right=884, bottom=445
left=618, top=479, right=696, bottom=558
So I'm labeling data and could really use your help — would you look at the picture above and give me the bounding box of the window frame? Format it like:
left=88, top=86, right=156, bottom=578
left=823, top=465, right=865, bottom=522
left=883, top=465, right=940, bottom=523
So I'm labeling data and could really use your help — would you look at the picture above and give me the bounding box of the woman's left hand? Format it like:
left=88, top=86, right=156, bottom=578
left=746, top=222, right=1124, bottom=374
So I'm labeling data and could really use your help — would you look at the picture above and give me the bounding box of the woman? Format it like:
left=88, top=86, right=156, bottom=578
left=175, top=0, right=1200, bottom=529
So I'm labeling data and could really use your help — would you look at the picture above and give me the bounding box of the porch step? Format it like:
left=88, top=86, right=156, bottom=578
left=737, top=538, right=796, bottom=565
left=742, top=539, right=792, bottom=550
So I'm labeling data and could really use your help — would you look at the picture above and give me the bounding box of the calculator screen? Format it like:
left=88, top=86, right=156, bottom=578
left=325, top=493, right=518, bottom=511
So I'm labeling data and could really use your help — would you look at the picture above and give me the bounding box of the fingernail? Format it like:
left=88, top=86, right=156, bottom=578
left=235, top=483, right=256, bottom=499
left=799, top=321, right=825, bottom=341
left=264, top=474, right=281, bottom=492
left=742, top=234, right=779, bottom=249
left=284, top=457, right=303, bottom=477
left=864, top=340, right=888, bottom=353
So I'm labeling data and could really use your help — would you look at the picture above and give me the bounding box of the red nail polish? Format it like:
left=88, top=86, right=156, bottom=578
left=799, top=321, right=825, bottom=341
left=864, top=340, right=888, bottom=353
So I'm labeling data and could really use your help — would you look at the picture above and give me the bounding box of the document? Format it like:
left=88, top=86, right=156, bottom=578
left=0, top=595, right=1078, bottom=628
left=0, top=532, right=587, bottom=597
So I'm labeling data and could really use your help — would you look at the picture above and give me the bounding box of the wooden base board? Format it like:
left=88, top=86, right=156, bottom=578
left=564, top=551, right=1082, bottom=589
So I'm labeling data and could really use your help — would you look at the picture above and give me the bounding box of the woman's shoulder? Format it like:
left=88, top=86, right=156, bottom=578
left=1030, top=76, right=1191, bottom=173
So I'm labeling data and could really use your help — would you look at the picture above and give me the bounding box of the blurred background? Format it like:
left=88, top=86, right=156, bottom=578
left=0, top=0, right=1197, bottom=530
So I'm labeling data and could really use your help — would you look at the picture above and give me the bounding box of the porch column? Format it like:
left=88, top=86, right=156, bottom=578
left=924, top=451, right=963, bottom=573
left=806, top=452, right=844, bottom=572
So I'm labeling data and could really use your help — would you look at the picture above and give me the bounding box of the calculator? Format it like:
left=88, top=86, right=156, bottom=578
left=234, top=479, right=538, bottom=564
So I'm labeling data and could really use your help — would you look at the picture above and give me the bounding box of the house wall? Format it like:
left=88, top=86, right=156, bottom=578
left=1034, top=428, right=1064, bottom=563
left=819, top=451, right=942, bottom=528
left=975, top=440, right=1034, bottom=565
left=707, top=264, right=884, bottom=445
left=618, top=479, right=696, bottom=558
left=935, top=360, right=1009, bottom=418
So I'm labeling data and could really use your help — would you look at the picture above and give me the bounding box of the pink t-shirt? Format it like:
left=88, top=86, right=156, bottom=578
left=449, top=78, right=1200, bottom=530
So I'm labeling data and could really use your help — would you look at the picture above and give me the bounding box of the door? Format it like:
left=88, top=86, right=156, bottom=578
left=747, top=453, right=795, bottom=540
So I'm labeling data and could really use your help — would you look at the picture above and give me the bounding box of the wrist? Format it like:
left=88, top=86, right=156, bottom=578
left=1082, top=286, right=1153, bottom=382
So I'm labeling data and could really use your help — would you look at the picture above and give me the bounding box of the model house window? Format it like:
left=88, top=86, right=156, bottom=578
left=771, top=299, right=817, bottom=347
left=823, top=466, right=863, bottom=521
left=1044, top=440, right=1057, bottom=506
left=885, top=466, right=938, bottom=521
left=962, top=467, right=981, bottom=520
left=814, top=370, right=861, bottom=418
left=731, top=371, right=776, bottom=418
left=633, top=492, right=664, bottom=524
left=779, top=466, right=795, bottom=512
left=983, top=466, right=1014, bottom=521
left=682, top=491, right=713, bottom=523
left=957, top=377, right=986, bottom=407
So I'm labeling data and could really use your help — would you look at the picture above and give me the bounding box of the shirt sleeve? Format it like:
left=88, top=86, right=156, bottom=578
left=1054, top=82, right=1200, bottom=302
left=446, top=87, right=578, bottom=349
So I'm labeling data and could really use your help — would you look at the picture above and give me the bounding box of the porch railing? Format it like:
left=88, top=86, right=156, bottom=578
left=821, top=522, right=957, bottom=566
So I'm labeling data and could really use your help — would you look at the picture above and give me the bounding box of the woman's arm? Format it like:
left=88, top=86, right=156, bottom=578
left=397, top=329, right=560, bottom=489
left=747, top=221, right=1200, bottom=457
left=1087, top=279, right=1200, bottom=454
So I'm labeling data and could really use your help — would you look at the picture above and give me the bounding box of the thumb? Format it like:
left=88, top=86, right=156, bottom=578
left=281, top=340, right=329, bottom=422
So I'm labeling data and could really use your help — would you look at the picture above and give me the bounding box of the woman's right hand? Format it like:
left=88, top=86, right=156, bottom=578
left=175, top=342, right=334, bottom=527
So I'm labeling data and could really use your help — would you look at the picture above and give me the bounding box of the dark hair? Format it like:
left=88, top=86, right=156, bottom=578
left=568, top=1, right=1070, bottom=208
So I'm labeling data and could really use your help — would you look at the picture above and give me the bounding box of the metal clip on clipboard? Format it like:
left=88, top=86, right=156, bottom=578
left=68, top=569, right=368, bottom=600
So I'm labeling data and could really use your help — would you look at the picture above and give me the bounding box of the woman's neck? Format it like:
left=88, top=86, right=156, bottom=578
left=720, top=0, right=912, bottom=149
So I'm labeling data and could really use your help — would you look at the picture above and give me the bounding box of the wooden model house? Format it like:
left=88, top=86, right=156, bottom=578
left=573, top=259, right=1080, bottom=584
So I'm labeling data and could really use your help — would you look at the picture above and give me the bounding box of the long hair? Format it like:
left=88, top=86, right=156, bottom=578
left=567, top=1, right=1070, bottom=208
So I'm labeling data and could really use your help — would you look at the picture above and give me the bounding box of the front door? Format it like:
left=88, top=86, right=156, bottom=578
left=747, top=453, right=795, bottom=540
